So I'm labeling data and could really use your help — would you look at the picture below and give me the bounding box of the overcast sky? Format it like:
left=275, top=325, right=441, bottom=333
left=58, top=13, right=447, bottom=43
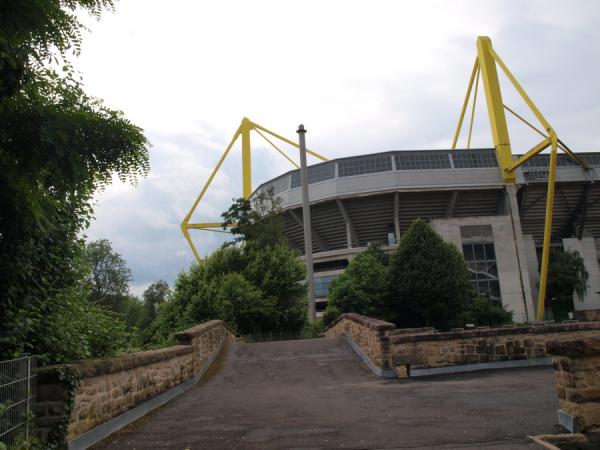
left=76, top=0, right=600, bottom=296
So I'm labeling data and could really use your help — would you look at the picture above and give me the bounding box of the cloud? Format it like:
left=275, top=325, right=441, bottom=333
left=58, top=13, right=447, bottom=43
left=80, top=0, right=600, bottom=290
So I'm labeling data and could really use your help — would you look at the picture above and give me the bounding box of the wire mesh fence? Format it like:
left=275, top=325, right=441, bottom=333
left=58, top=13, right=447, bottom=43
left=0, top=355, right=36, bottom=449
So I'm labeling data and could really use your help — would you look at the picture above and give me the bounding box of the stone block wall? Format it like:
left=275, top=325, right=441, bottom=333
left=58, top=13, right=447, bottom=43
left=547, top=335, right=600, bottom=432
left=324, top=313, right=395, bottom=370
left=575, top=309, right=600, bottom=322
left=390, top=323, right=600, bottom=372
left=37, top=320, right=235, bottom=446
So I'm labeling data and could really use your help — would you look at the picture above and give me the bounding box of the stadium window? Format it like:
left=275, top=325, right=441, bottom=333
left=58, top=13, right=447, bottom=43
left=314, top=275, right=338, bottom=298
left=460, top=225, right=501, bottom=305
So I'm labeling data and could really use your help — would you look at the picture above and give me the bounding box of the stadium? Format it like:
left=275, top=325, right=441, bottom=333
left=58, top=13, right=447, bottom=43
left=254, top=148, right=600, bottom=322
left=181, top=37, right=600, bottom=324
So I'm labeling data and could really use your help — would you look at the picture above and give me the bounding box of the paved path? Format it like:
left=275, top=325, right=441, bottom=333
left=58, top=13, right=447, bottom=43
left=97, top=338, right=558, bottom=449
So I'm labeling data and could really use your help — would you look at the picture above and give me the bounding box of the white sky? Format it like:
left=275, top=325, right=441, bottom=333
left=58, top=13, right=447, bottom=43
left=77, top=0, right=600, bottom=296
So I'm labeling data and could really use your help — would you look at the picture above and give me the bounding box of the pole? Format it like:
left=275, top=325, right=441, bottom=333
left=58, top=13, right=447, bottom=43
left=298, top=124, right=316, bottom=322
left=537, top=137, right=558, bottom=321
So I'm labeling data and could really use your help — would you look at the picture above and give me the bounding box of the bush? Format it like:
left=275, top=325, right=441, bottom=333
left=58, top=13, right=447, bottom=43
left=388, top=219, right=476, bottom=330
left=547, top=248, right=589, bottom=321
left=325, top=245, right=391, bottom=323
left=463, top=297, right=513, bottom=327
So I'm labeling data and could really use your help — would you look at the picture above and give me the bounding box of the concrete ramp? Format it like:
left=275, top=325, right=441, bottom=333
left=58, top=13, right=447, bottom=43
left=97, top=337, right=556, bottom=449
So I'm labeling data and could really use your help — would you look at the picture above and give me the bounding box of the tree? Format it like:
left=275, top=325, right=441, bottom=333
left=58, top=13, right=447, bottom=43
left=148, top=195, right=306, bottom=344
left=547, top=248, right=588, bottom=321
left=463, top=296, right=513, bottom=327
left=324, top=245, right=391, bottom=325
left=214, top=273, right=277, bottom=334
left=221, top=192, right=287, bottom=247
left=21, top=241, right=134, bottom=365
left=388, top=219, right=476, bottom=330
left=141, top=280, right=170, bottom=325
left=0, top=1, right=149, bottom=360
left=86, top=239, right=132, bottom=308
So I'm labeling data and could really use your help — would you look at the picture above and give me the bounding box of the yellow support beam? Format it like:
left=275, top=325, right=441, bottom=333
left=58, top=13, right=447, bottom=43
left=241, top=117, right=252, bottom=198
left=476, top=36, right=515, bottom=183
left=181, top=118, right=327, bottom=262
left=454, top=36, right=590, bottom=322
left=452, top=58, right=479, bottom=150
left=537, top=136, right=558, bottom=320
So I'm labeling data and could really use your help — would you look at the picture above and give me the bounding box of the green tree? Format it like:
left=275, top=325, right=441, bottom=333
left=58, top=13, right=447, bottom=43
left=324, top=245, right=391, bottom=325
left=547, top=248, right=588, bottom=321
left=388, top=219, right=475, bottom=330
left=148, top=195, right=306, bottom=344
left=24, top=241, right=134, bottom=364
left=214, top=273, right=277, bottom=334
left=86, top=239, right=132, bottom=308
left=221, top=192, right=287, bottom=247
left=0, top=1, right=149, bottom=360
left=463, top=296, right=513, bottom=327
left=141, top=280, right=170, bottom=325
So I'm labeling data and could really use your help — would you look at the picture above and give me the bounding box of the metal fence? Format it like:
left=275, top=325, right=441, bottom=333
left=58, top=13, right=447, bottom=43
left=0, top=355, right=36, bottom=448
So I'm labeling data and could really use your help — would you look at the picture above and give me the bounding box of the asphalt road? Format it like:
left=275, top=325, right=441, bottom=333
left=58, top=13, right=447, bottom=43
left=96, top=338, right=558, bottom=449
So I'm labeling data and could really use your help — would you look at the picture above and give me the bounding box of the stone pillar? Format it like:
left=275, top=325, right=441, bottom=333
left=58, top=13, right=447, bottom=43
left=547, top=335, right=600, bottom=433
left=563, top=237, right=600, bottom=316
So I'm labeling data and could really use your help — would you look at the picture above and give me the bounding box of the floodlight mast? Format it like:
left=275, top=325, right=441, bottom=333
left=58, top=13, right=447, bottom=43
left=181, top=117, right=328, bottom=262
left=452, top=36, right=589, bottom=321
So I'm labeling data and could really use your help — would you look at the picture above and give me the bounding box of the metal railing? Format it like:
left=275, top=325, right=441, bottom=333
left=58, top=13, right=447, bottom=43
left=0, top=355, right=36, bottom=448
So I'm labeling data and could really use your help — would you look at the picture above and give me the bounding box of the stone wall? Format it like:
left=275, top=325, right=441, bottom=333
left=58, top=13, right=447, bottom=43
left=547, top=335, right=600, bottom=432
left=390, top=323, right=600, bottom=374
left=324, top=313, right=395, bottom=373
left=575, top=309, right=600, bottom=322
left=37, top=320, right=235, bottom=446
left=326, top=313, right=600, bottom=379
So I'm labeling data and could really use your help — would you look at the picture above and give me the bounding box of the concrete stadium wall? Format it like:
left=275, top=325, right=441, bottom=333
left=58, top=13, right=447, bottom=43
left=547, top=335, right=600, bottom=432
left=430, top=214, right=533, bottom=324
left=37, top=320, right=236, bottom=449
left=564, top=237, right=600, bottom=313
left=326, top=313, right=600, bottom=378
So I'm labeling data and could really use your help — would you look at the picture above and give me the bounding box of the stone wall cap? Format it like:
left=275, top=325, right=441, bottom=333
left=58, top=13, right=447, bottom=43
left=546, top=334, right=600, bottom=358
left=325, top=313, right=396, bottom=332
left=388, top=327, right=435, bottom=336
left=175, top=320, right=236, bottom=343
left=63, top=345, right=195, bottom=378
left=388, top=322, right=600, bottom=344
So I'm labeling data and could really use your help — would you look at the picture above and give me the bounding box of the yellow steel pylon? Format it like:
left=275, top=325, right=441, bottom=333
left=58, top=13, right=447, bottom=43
left=181, top=117, right=328, bottom=263
left=452, top=36, right=589, bottom=321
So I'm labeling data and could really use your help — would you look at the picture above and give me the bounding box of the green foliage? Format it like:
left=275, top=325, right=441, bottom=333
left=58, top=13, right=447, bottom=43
left=45, top=364, right=81, bottom=449
left=302, top=318, right=325, bottom=339
left=221, top=192, right=287, bottom=247
left=325, top=245, right=391, bottom=324
left=141, top=280, right=170, bottom=323
left=215, top=273, right=277, bottom=334
left=463, top=296, right=513, bottom=327
left=149, top=195, right=306, bottom=344
left=547, top=248, right=589, bottom=321
left=36, top=284, right=132, bottom=365
left=388, top=219, right=476, bottom=330
left=0, top=1, right=149, bottom=361
left=85, top=239, right=132, bottom=307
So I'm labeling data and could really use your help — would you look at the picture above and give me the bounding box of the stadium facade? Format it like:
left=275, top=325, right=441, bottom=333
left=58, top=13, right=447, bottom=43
left=255, top=148, right=600, bottom=323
